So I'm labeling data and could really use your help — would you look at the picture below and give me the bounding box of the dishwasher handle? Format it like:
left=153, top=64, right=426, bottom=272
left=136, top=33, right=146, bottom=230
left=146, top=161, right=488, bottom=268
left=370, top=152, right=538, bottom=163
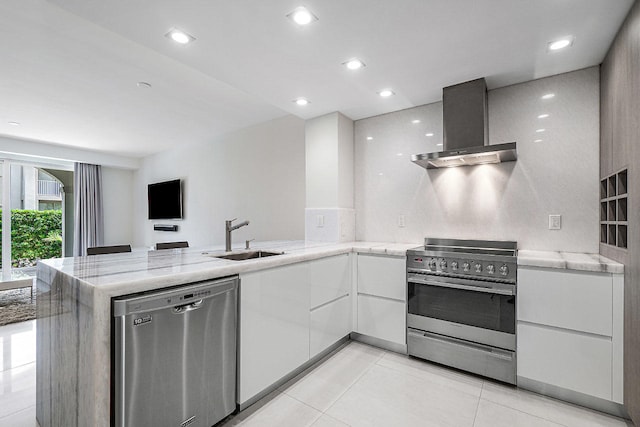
left=173, top=299, right=204, bottom=314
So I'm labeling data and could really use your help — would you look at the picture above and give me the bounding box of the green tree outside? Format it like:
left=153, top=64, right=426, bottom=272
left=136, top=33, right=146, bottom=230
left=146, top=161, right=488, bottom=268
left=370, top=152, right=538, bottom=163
left=0, top=209, right=63, bottom=267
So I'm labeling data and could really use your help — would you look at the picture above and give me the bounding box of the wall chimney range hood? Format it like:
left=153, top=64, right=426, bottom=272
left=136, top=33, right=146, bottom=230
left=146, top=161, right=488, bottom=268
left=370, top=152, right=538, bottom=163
left=411, top=78, right=516, bottom=169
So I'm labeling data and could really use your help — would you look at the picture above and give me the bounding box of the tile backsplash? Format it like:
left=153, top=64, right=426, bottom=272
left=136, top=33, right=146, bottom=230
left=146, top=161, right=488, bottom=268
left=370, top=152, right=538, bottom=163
left=354, top=67, right=600, bottom=252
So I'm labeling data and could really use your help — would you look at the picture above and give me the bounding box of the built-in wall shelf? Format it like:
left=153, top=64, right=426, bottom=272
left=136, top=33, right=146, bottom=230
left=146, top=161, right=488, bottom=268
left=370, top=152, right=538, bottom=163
left=600, top=169, right=628, bottom=249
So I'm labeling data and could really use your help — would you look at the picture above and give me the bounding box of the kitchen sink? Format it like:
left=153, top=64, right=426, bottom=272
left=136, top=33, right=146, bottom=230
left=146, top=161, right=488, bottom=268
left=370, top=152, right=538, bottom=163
left=208, top=250, right=284, bottom=261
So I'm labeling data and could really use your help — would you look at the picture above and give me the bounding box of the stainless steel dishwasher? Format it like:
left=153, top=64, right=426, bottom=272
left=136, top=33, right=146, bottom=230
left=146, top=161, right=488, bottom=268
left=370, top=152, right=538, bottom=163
left=112, top=276, right=238, bottom=427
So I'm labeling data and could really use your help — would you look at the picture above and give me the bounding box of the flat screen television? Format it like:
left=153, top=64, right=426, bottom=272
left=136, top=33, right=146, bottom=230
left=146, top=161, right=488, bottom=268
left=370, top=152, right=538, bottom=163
left=148, top=179, right=183, bottom=220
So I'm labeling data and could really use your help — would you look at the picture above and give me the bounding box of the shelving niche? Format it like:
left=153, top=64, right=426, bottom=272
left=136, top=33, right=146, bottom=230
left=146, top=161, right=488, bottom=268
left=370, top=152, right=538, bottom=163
left=600, top=168, right=628, bottom=249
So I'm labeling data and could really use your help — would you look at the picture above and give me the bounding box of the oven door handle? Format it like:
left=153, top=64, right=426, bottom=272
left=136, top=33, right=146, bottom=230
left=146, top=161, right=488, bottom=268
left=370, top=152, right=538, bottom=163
left=407, top=329, right=515, bottom=361
left=407, top=275, right=515, bottom=296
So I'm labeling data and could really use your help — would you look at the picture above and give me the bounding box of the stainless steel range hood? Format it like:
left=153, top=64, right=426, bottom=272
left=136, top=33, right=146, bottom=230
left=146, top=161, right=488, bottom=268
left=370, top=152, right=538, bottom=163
left=411, top=78, right=516, bottom=169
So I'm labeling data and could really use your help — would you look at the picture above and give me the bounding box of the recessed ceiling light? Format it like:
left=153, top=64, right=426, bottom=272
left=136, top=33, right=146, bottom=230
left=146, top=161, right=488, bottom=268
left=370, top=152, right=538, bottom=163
left=165, top=28, right=195, bottom=44
left=287, top=7, right=318, bottom=26
left=396, top=153, right=403, bottom=157
left=541, top=93, right=555, bottom=100
left=366, top=136, right=373, bottom=141
left=343, top=58, right=365, bottom=70
left=137, top=82, right=152, bottom=89
left=537, top=113, right=549, bottom=119
left=294, top=97, right=309, bottom=106
left=548, top=37, right=573, bottom=51
left=412, top=119, right=421, bottom=124
left=437, top=143, right=443, bottom=146
left=534, top=139, right=543, bottom=143
left=378, top=89, right=394, bottom=98
left=536, top=129, right=545, bottom=133
left=425, top=133, right=434, bottom=137
left=8, top=121, right=20, bottom=126
left=378, top=172, right=384, bottom=176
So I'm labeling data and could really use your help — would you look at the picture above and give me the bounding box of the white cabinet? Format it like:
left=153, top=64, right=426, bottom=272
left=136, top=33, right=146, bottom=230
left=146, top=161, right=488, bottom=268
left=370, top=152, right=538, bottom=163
left=518, top=268, right=612, bottom=336
left=355, top=254, right=406, bottom=346
left=239, top=263, right=309, bottom=404
left=518, top=323, right=612, bottom=400
left=357, top=293, right=406, bottom=344
left=308, top=254, right=351, bottom=308
left=357, top=254, right=406, bottom=300
left=308, top=254, right=352, bottom=358
left=517, top=266, right=623, bottom=404
left=239, top=254, right=353, bottom=404
left=310, top=294, right=351, bottom=358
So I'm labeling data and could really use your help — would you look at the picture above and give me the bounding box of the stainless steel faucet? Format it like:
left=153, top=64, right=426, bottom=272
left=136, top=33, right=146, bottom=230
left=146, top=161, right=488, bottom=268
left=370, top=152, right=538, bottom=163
left=225, top=218, right=250, bottom=252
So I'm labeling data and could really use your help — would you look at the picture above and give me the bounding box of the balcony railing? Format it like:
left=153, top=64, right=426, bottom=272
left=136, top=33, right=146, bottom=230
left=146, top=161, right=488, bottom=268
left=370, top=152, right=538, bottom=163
left=38, top=180, right=61, bottom=198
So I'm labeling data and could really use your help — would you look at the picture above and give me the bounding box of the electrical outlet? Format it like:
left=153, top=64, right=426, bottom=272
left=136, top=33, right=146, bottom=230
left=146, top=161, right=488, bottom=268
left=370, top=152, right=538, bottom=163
left=549, top=214, right=561, bottom=230
left=316, top=215, right=324, bottom=227
left=398, top=215, right=406, bottom=227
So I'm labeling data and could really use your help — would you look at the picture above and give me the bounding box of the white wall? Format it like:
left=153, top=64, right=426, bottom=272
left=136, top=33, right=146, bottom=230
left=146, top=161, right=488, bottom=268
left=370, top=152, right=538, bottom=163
left=304, top=112, right=355, bottom=242
left=355, top=67, right=600, bottom=252
left=305, top=113, right=340, bottom=208
left=132, top=115, right=306, bottom=248
left=102, top=166, right=134, bottom=246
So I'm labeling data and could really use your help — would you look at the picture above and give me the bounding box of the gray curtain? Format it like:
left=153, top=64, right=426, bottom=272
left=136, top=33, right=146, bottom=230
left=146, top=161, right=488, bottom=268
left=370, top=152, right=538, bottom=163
left=73, top=163, right=104, bottom=256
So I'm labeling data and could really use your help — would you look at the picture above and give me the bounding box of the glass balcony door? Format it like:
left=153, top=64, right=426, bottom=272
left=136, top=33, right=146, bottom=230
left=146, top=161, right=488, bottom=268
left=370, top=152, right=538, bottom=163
left=0, top=160, right=66, bottom=283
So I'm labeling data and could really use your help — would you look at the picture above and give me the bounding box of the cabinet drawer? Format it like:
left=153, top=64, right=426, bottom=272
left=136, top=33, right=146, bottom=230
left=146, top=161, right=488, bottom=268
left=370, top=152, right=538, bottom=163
left=518, top=267, right=612, bottom=336
left=357, top=294, right=406, bottom=345
left=517, top=323, right=612, bottom=400
left=357, top=254, right=405, bottom=301
left=310, top=295, right=351, bottom=358
left=308, top=254, right=351, bottom=309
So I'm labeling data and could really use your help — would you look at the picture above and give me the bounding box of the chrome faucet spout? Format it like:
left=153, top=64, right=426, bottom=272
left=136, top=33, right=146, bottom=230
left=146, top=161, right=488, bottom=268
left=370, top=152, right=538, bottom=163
left=225, top=219, right=250, bottom=252
left=229, top=220, right=249, bottom=231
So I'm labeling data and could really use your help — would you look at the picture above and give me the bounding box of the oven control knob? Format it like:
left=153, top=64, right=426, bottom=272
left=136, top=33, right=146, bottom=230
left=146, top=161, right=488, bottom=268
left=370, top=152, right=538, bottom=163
left=474, top=263, right=482, bottom=273
left=462, top=262, right=470, bottom=272
left=486, top=264, right=495, bottom=274
left=500, top=265, right=509, bottom=276
left=429, top=259, right=437, bottom=270
left=451, top=261, right=458, bottom=271
left=439, top=260, right=447, bottom=270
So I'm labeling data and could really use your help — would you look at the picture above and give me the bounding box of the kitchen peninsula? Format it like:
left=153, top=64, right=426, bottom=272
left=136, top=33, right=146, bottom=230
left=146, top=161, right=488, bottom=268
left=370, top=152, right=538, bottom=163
left=35, top=241, right=412, bottom=427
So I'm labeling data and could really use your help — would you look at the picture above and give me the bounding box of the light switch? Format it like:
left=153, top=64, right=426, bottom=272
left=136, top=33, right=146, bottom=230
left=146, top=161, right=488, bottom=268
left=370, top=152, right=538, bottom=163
left=548, top=214, right=561, bottom=230
left=398, top=215, right=406, bottom=227
left=316, top=215, right=324, bottom=227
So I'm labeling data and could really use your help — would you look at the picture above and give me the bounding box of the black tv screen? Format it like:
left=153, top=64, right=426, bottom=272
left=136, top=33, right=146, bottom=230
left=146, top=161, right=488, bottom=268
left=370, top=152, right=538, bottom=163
left=148, top=179, right=183, bottom=220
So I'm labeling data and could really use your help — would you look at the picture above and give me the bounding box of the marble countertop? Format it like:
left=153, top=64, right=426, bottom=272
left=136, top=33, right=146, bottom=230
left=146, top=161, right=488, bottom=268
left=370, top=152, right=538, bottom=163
left=518, top=250, right=623, bottom=274
left=38, top=240, right=419, bottom=297
left=38, top=241, right=624, bottom=298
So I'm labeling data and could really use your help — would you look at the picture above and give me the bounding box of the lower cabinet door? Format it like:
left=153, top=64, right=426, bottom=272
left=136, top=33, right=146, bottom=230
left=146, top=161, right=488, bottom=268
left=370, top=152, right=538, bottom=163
left=517, top=323, right=612, bottom=400
left=357, top=294, right=406, bottom=345
left=239, top=264, right=309, bottom=404
left=310, top=294, right=351, bottom=358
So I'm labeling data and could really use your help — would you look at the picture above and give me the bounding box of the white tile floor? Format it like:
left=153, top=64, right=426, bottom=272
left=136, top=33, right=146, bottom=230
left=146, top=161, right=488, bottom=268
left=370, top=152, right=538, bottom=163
left=0, top=320, right=633, bottom=427
left=221, top=342, right=633, bottom=427
left=0, top=320, right=38, bottom=427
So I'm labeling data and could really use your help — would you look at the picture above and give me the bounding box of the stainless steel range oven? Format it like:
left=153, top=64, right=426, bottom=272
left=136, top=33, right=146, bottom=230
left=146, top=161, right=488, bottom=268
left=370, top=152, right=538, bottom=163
left=406, top=238, right=518, bottom=384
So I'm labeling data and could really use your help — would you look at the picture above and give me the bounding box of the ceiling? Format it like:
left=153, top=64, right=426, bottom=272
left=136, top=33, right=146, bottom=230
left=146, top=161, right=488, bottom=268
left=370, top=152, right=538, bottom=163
left=0, top=0, right=634, bottom=158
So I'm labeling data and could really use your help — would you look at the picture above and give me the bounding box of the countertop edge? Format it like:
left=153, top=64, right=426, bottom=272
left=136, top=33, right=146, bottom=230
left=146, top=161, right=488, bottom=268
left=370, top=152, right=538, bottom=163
left=518, top=250, right=624, bottom=274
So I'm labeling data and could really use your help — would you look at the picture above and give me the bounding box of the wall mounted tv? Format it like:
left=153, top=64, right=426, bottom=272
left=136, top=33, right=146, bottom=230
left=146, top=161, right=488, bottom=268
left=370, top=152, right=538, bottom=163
left=148, top=179, right=183, bottom=220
